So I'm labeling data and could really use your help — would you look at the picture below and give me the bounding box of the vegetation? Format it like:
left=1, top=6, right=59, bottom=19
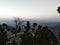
left=20, top=21, right=58, bottom=45
left=0, top=24, right=8, bottom=45
left=57, top=6, right=60, bottom=45
left=14, top=17, right=24, bottom=30
left=0, top=19, right=58, bottom=45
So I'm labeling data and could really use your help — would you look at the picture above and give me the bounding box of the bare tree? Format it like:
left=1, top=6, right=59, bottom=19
left=14, top=17, right=24, bottom=30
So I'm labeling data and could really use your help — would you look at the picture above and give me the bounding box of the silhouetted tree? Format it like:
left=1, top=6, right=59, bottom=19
left=57, top=7, right=60, bottom=13
left=20, top=32, right=33, bottom=45
left=14, top=17, right=24, bottom=38
left=24, top=21, right=30, bottom=33
left=17, top=26, right=21, bottom=33
left=58, top=29, right=60, bottom=45
left=32, top=23, right=37, bottom=32
left=33, top=23, right=37, bottom=27
left=20, top=21, right=33, bottom=45
left=57, top=6, right=60, bottom=45
left=34, top=26, right=58, bottom=45
left=20, top=21, right=58, bottom=45
left=33, top=25, right=42, bottom=45
left=0, top=24, right=8, bottom=45
left=14, top=17, right=24, bottom=30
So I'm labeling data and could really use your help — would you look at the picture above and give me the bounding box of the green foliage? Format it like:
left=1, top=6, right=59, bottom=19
left=21, top=21, right=58, bottom=45
left=21, top=21, right=33, bottom=45
left=20, top=32, right=33, bottom=45
left=34, top=26, right=58, bottom=45
left=0, top=27, right=7, bottom=45
left=11, top=39, right=17, bottom=45
left=0, top=21, right=58, bottom=45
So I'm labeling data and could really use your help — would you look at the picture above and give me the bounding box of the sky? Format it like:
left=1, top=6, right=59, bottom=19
left=0, top=0, right=60, bottom=20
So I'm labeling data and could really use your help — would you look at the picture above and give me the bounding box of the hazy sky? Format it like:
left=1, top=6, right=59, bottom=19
left=0, top=0, right=60, bottom=20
